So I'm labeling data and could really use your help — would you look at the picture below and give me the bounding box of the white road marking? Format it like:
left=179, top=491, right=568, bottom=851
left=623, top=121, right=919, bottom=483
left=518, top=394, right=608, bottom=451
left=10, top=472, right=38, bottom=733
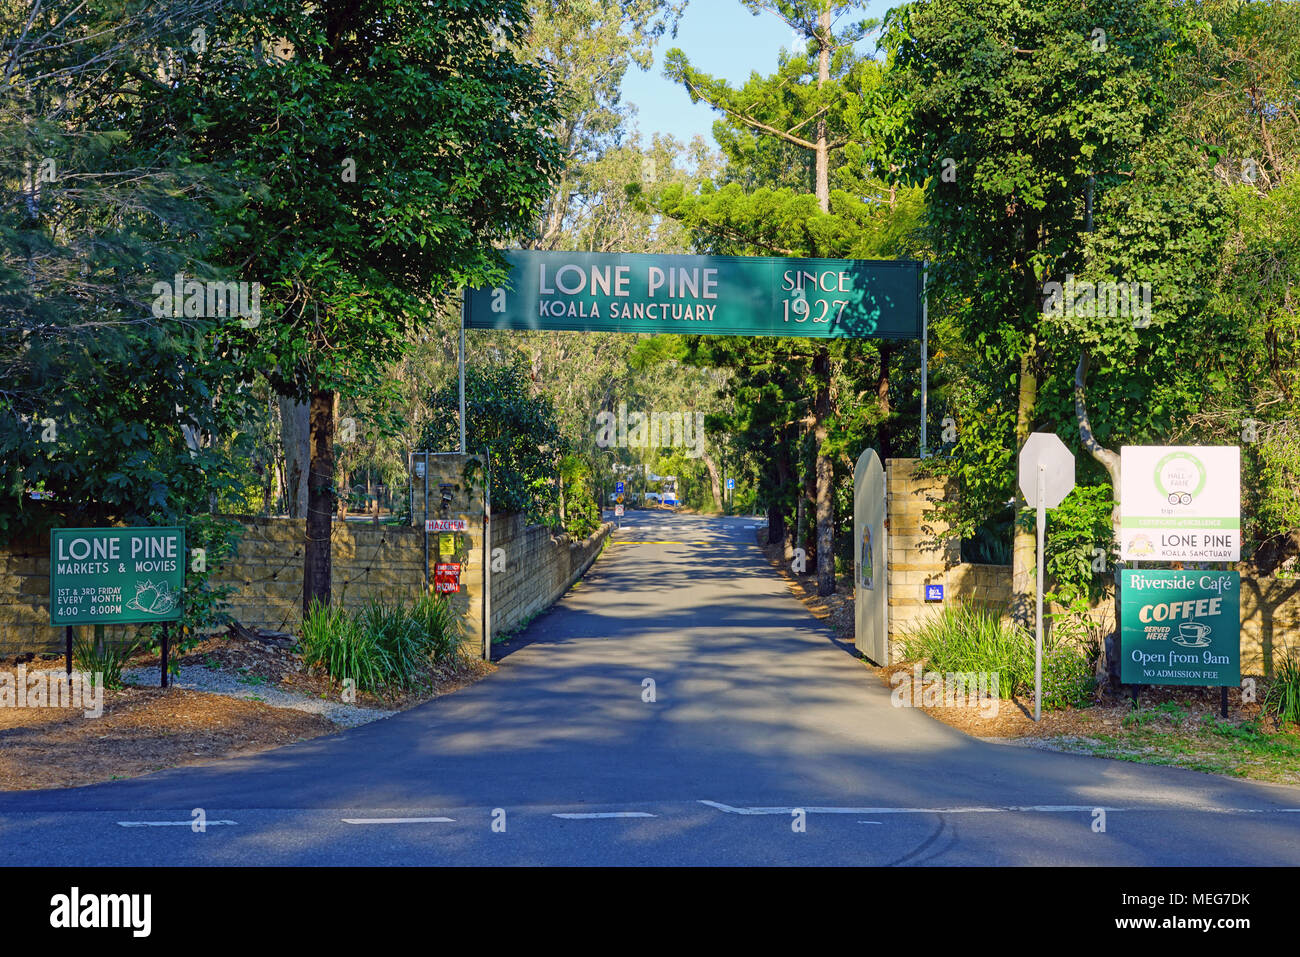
left=341, top=817, right=455, bottom=824
left=552, top=812, right=657, bottom=819
left=701, top=800, right=1300, bottom=815
left=117, top=820, right=237, bottom=827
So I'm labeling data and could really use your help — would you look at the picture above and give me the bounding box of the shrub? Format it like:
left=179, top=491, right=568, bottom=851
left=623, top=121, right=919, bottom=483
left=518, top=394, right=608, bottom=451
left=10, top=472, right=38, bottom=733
left=72, top=635, right=140, bottom=690
left=299, top=600, right=389, bottom=693
left=901, top=604, right=1095, bottom=709
left=901, top=606, right=1034, bottom=697
left=408, top=592, right=464, bottom=665
left=1263, top=653, right=1300, bottom=726
left=300, top=595, right=464, bottom=693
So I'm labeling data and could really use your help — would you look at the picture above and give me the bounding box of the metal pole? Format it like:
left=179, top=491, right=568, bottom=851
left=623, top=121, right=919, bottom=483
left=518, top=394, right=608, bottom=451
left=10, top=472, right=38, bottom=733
left=920, top=261, right=929, bottom=458
left=161, top=624, right=169, bottom=689
left=1035, top=464, right=1045, bottom=722
left=482, top=452, right=491, bottom=664
left=459, top=293, right=468, bottom=455
left=65, top=625, right=72, bottom=688
left=423, top=452, right=430, bottom=591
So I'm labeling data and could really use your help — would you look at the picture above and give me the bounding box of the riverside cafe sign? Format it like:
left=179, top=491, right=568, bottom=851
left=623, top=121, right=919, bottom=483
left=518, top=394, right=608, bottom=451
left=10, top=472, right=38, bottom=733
left=1117, top=447, right=1241, bottom=710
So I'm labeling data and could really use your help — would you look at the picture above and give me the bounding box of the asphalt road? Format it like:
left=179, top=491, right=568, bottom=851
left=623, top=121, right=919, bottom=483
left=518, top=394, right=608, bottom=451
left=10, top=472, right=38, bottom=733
left=3, top=510, right=1299, bottom=865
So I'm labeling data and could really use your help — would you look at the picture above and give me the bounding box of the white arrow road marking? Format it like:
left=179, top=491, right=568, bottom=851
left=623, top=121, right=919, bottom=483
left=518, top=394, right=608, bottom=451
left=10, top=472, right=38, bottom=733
left=117, top=820, right=237, bottom=827
left=341, top=817, right=455, bottom=824
left=552, top=812, right=657, bottom=819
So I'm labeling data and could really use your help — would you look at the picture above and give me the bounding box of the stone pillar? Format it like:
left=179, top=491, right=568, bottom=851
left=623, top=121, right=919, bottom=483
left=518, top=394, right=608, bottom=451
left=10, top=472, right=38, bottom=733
left=886, top=458, right=960, bottom=660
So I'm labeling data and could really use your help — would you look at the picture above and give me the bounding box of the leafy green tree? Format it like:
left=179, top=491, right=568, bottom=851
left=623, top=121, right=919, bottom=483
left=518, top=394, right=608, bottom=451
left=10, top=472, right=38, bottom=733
left=0, top=0, right=258, bottom=646
left=875, top=0, right=1212, bottom=623
left=176, top=0, right=563, bottom=613
left=420, top=357, right=566, bottom=522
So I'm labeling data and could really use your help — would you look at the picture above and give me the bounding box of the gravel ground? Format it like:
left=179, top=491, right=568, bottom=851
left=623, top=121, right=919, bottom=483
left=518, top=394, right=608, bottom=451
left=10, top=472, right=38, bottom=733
left=122, top=665, right=397, bottom=728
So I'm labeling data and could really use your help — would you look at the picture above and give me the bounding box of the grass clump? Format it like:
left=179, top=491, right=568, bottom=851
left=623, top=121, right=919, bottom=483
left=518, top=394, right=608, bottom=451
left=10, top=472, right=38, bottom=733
left=901, top=605, right=1094, bottom=710
left=300, top=594, right=464, bottom=694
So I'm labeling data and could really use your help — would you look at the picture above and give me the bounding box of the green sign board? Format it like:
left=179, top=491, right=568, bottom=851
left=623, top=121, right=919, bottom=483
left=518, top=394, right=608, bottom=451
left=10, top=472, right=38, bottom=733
left=465, top=250, right=923, bottom=339
left=1120, top=570, right=1240, bottom=686
left=50, top=527, right=185, bottom=626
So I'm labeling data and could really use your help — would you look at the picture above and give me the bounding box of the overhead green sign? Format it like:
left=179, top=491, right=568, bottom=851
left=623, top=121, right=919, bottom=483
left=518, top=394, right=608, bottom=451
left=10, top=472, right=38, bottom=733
left=50, top=527, right=185, bottom=626
left=465, top=250, right=923, bottom=339
left=1120, top=570, right=1240, bottom=687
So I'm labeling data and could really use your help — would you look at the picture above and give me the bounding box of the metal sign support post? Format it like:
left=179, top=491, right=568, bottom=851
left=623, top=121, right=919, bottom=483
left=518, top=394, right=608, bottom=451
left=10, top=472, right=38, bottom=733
left=1035, top=464, right=1045, bottom=722
left=483, top=453, right=491, bottom=664
left=920, top=261, right=929, bottom=458
left=423, top=453, right=430, bottom=590
left=459, top=292, right=468, bottom=455
left=160, top=623, right=169, bottom=689
left=64, top=625, right=73, bottom=688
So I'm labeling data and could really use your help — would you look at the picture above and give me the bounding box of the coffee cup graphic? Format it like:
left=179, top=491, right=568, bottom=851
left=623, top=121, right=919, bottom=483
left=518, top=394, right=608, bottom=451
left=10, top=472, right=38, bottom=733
left=1175, top=621, right=1211, bottom=646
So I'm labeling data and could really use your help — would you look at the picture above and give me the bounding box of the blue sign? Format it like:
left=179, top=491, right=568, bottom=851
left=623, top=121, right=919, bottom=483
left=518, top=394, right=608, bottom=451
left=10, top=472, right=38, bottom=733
left=924, top=584, right=944, bottom=602
left=726, top=478, right=735, bottom=490
left=615, top=481, right=624, bottom=494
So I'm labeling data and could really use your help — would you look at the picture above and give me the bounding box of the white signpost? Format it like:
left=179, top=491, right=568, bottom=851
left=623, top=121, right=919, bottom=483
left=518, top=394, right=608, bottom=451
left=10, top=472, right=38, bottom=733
left=1018, top=433, right=1076, bottom=722
left=1119, top=446, right=1240, bottom=561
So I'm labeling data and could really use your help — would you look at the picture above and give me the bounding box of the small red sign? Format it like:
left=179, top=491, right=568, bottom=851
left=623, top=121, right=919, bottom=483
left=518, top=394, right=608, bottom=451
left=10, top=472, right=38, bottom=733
left=434, top=562, right=461, bottom=594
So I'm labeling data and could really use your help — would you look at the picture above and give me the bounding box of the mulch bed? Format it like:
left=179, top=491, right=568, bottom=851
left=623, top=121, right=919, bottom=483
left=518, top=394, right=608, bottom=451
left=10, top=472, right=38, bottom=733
left=0, top=627, right=492, bottom=791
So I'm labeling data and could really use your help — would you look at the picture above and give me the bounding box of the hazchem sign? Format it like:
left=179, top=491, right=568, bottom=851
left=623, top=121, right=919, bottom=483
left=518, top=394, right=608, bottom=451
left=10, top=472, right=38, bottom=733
left=426, top=519, right=468, bottom=532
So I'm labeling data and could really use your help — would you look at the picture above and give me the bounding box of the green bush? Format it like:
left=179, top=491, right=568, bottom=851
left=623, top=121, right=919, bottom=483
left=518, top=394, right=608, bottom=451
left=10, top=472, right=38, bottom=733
left=300, top=594, right=464, bottom=693
left=300, top=601, right=389, bottom=693
left=1041, top=642, right=1095, bottom=710
left=901, top=606, right=1034, bottom=697
left=1263, top=653, right=1300, bottom=726
left=408, top=591, right=464, bottom=664
left=901, top=605, right=1095, bottom=709
left=72, top=635, right=140, bottom=690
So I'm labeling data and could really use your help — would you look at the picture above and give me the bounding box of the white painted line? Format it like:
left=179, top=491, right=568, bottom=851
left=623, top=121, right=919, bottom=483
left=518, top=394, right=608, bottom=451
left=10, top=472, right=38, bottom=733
left=341, top=817, right=455, bottom=824
left=552, top=811, right=657, bottom=819
left=701, top=800, right=1300, bottom=816
left=858, top=821, right=883, bottom=825
left=117, top=820, right=237, bottom=827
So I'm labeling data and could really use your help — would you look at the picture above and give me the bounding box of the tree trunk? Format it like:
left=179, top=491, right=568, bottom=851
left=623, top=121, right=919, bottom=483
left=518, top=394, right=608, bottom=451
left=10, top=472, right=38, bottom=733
left=767, top=501, right=786, bottom=545
left=814, top=7, right=831, bottom=213
left=814, top=348, right=835, bottom=596
left=877, top=343, right=892, bottom=460
left=303, top=387, right=336, bottom=616
left=1075, top=349, right=1121, bottom=540
left=700, top=451, right=724, bottom=511
left=278, top=395, right=310, bottom=518
left=1010, top=349, right=1039, bottom=628
left=810, top=13, right=835, bottom=595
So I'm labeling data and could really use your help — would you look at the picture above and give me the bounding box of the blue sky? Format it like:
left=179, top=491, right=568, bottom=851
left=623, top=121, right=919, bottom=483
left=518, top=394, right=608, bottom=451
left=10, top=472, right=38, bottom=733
left=620, top=0, right=900, bottom=146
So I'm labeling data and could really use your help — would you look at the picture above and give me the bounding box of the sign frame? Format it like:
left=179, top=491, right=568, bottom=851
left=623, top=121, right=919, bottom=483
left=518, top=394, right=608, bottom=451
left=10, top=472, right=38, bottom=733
left=1120, top=569, right=1241, bottom=688
left=49, top=526, right=185, bottom=627
left=1119, top=446, right=1240, bottom=562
